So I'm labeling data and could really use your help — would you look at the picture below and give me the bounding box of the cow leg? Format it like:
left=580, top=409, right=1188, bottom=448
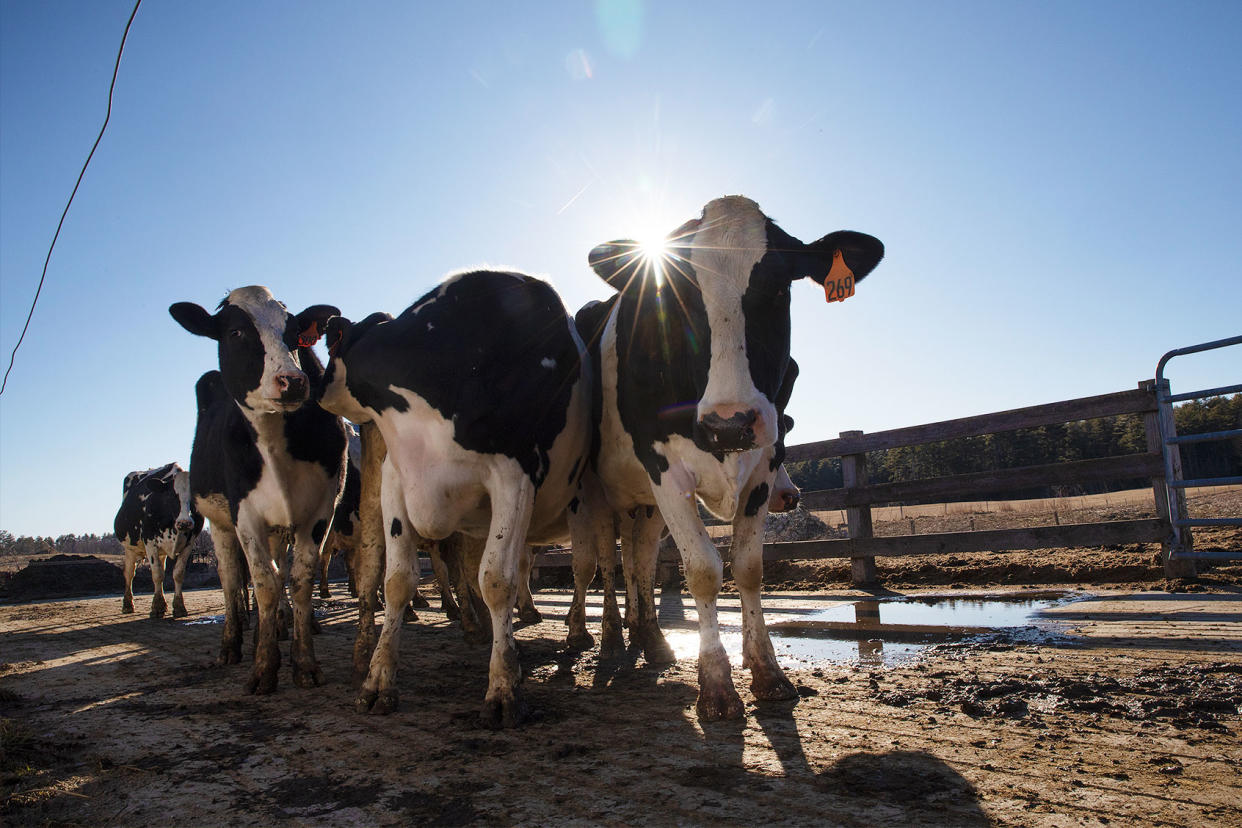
left=732, top=466, right=797, bottom=703
left=212, top=528, right=246, bottom=666
left=268, top=537, right=293, bottom=641
left=346, top=547, right=359, bottom=597
left=357, top=475, right=420, bottom=714
left=514, top=547, right=542, bottom=625
left=353, top=423, right=386, bottom=683
left=478, top=474, right=535, bottom=729
left=318, top=545, right=333, bottom=599
left=652, top=483, right=743, bottom=722
left=565, top=475, right=613, bottom=651
left=147, top=542, right=168, bottom=619
left=171, top=538, right=191, bottom=618
left=121, top=543, right=140, bottom=614
left=446, top=534, right=491, bottom=645
left=429, top=543, right=460, bottom=621
left=288, top=524, right=326, bottom=688
left=237, top=520, right=281, bottom=695
left=620, top=512, right=636, bottom=630
left=629, top=509, right=675, bottom=665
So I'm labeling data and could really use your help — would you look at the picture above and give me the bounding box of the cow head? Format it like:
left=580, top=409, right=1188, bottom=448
left=589, top=196, right=883, bottom=453
left=315, top=312, right=395, bottom=423
left=170, top=286, right=339, bottom=414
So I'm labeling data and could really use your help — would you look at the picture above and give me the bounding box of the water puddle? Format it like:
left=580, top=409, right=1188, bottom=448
left=663, top=591, right=1088, bottom=668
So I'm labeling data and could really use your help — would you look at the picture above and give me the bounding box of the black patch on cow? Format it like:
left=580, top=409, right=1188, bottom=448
left=390, top=518, right=403, bottom=538
left=114, top=462, right=203, bottom=548
left=187, top=367, right=345, bottom=525
left=645, top=505, right=655, bottom=519
left=605, top=248, right=712, bottom=485
left=331, top=272, right=582, bottom=486
left=573, top=298, right=617, bottom=468
left=312, top=520, right=328, bottom=546
left=771, top=357, right=799, bottom=472
left=331, top=454, right=361, bottom=538
left=744, top=483, right=770, bottom=518
left=213, top=303, right=267, bottom=409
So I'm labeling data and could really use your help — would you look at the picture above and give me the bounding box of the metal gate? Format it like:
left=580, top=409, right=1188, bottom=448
left=1154, top=334, right=1242, bottom=562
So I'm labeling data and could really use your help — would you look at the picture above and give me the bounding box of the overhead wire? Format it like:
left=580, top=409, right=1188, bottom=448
left=0, top=0, right=143, bottom=397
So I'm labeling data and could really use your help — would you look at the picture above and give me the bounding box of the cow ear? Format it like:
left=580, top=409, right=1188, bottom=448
left=324, top=316, right=353, bottom=358
left=588, top=240, right=647, bottom=292
left=803, top=231, right=884, bottom=285
left=295, top=305, right=341, bottom=348
left=169, top=302, right=218, bottom=340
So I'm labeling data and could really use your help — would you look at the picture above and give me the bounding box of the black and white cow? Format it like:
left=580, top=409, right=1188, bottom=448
left=573, top=196, right=883, bottom=720
left=317, top=269, right=590, bottom=727
left=114, top=462, right=203, bottom=618
left=170, top=286, right=347, bottom=695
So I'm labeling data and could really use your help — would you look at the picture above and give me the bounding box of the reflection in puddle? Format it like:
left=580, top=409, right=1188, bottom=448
left=663, top=591, right=1086, bottom=668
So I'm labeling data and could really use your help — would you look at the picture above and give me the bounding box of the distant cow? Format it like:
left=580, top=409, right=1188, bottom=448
left=572, top=196, right=883, bottom=721
left=170, top=287, right=347, bottom=695
left=318, top=270, right=590, bottom=727
left=114, top=462, right=203, bottom=618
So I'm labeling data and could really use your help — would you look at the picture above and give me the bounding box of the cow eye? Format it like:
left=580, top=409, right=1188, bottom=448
left=229, top=328, right=246, bottom=339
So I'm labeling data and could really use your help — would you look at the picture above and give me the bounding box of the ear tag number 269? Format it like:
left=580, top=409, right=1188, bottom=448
left=823, top=249, right=856, bottom=304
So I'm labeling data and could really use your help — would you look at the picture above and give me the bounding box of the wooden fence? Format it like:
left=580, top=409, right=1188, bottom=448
left=536, top=379, right=1197, bottom=585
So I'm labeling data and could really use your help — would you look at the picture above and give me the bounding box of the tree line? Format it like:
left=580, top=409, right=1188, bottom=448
left=785, top=394, right=1242, bottom=501
left=0, top=528, right=215, bottom=559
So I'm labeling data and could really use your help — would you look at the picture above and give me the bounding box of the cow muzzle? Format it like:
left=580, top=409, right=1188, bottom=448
left=694, top=409, right=763, bottom=452
left=175, top=518, right=195, bottom=533
left=274, top=372, right=308, bottom=405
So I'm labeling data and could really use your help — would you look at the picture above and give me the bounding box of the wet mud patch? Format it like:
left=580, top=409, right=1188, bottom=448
left=384, top=789, right=482, bottom=826
left=872, top=663, right=1242, bottom=730
left=263, top=774, right=386, bottom=820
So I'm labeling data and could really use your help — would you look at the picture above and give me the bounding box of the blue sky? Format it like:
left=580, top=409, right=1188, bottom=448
left=2, top=0, right=1239, bottom=537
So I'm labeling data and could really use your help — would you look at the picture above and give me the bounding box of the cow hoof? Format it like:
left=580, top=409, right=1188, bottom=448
left=354, top=688, right=378, bottom=713
left=292, top=663, right=323, bottom=688
left=444, top=602, right=461, bottom=621
left=217, top=647, right=242, bottom=666
left=599, top=627, right=626, bottom=662
left=403, top=605, right=418, bottom=624
left=640, top=632, right=677, bottom=666
left=172, top=602, right=187, bottom=619
left=480, top=691, right=530, bottom=730
left=566, top=631, right=594, bottom=651
left=246, top=670, right=279, bottom=696
left=149, top=608, right=166, bottom=620
left=751, top=669, right=798, bottom=701
left=518, top=607, right=543, bottom=625
left=412, top=592, right=430, bottom=609
left=318, top=587, right=331, bottom=599
left=372, top=688, right=399, bottom=715
left=122, top=602, right=134, bottom=614
left=696, top=688, right=746, bottom=722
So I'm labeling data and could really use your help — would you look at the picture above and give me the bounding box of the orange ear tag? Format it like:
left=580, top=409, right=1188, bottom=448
left=297, top=321, right=321, bottom=348
left=823, top=249, right=856, bottom=303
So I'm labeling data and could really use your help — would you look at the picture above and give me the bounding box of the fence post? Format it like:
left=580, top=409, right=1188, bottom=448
left=1150, top=379, right=1197, bottom=577
left=840, top=430, right=877, bottom=587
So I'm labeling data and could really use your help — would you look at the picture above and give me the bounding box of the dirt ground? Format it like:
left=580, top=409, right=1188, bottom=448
left=2, top=488, right=1239, bottom=826
left=2, top=576, right=1241, bottom=827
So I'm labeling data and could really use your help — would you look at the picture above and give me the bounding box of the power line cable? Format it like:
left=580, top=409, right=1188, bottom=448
left=0, top=0, right=143, bottom=397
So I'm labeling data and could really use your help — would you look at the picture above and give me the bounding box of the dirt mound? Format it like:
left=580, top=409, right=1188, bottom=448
left=2, top=555, right=124, bottom=602
left=764, top=507, right=837, bottom=541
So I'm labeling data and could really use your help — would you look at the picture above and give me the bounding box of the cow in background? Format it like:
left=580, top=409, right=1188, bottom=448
left=170, top=286, right=347, bottom=695
left=114, top=462, right=203, bottom=618
left=572, top=196, right=883, bottom=720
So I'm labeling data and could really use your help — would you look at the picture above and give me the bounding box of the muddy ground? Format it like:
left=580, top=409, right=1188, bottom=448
left=2, top=488, right=1239, bottom=826
left=2, top=576, right=1241, bottom=826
